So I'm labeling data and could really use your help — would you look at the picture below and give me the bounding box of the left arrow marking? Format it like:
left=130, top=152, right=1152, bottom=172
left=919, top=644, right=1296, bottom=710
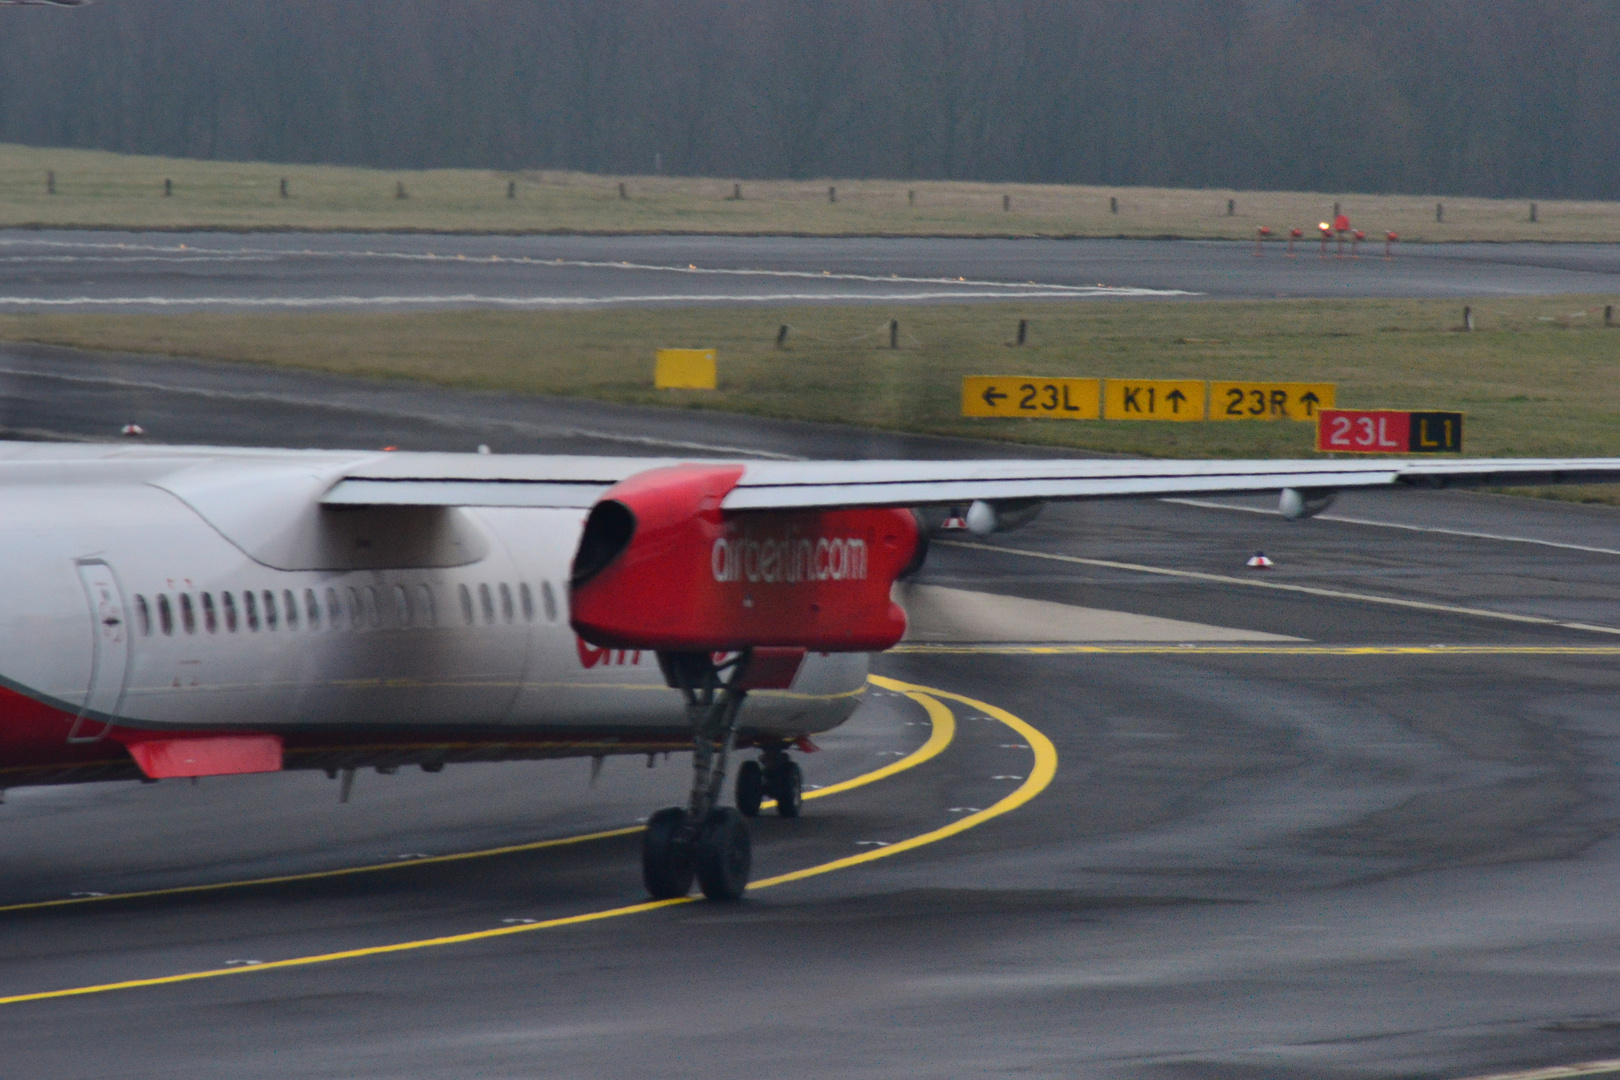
left=982, top=386, right=1007, bottom=407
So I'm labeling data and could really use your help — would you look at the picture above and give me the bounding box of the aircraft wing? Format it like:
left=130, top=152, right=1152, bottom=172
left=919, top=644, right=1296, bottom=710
left=320, top=454, right=1620, bottom=510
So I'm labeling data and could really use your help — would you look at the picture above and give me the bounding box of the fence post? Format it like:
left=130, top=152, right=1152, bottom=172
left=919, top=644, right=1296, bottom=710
left=507, top=180, right=516, bottom=199
left=908, top=189, right=915, bottom=206
left=1227, top=198, right=1236, bottom=216
left=1436, top=201, right=1444, bottom=223
left=1003, top=194, right=1011, bottom=212
left=888, top=319, right=899, bottom=349
left=619, top=181, right=628, bottom=200
left=1463, top=306, right=1474, bottom=332
left=164, top=178, right=172, bottom=197
left=1109, top=196, right=1118, bottom=215
left=395, top=181, right=408, bottom=200
left=280, top=178, right=289, bottom=199
left=1529, top=202, right=1538, bottom=223
left=1016, top=319, right=1027, bottom=345
left=828, top=185, right=837, bottom=204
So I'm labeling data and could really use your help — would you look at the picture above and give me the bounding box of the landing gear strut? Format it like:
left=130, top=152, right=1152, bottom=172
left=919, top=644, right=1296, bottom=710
left=735, top=744, right=802, bottom=819
left=642, top=650, right=754, bottom=901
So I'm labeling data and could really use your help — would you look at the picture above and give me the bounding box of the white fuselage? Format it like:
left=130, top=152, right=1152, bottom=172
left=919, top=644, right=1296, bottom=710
left=0, top=445, right=867, bottom=784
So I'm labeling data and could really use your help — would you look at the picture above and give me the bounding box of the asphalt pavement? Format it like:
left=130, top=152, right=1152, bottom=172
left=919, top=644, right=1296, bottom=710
left=3, top=347, right=1620, bottom=1077
left=1, top=230, right=1617, bottom=310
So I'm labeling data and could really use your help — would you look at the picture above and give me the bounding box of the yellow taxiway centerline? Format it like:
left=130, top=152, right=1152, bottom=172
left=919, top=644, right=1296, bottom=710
left=0, top=676, right=955, bottom=917
left=1455, top=1060, right=1620, bottom=1080
left=0, top=677, right=1053, bottom=1006
left=892, top=644, right=1620, bottom=656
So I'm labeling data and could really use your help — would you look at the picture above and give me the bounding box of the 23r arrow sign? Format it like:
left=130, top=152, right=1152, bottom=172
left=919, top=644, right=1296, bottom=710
left=1316, top=409, right=1464, bottom=454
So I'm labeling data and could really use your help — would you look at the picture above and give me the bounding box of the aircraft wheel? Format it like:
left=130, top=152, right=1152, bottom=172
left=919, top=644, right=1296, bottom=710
left=642, top=806, right=695, bottom=899
left=735, top=760, right=764, bottom=818
left=694, top=807, right=751, bottom=901
left=767, top=760, right=803, bottom=819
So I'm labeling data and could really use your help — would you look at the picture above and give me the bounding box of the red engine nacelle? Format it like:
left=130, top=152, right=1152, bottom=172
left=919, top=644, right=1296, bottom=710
left=569, top=464, right=918, bottom=652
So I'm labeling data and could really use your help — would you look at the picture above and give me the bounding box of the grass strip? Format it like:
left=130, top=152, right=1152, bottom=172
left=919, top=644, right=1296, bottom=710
left=2, top=296, right=1618, bottom=486
left=2, top=143, right=1618, bottom=242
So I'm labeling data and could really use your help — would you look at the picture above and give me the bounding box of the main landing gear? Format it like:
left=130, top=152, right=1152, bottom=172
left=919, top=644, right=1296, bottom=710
left=734, top=746, right=802, bottom=820
left=643, top=650, right=755, bottom=902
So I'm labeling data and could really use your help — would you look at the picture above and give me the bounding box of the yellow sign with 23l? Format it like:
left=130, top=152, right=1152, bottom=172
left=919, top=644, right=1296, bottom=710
left=1209, top=382, right=1335, bottom=421
left=961, top=376, right=1101, bottom=419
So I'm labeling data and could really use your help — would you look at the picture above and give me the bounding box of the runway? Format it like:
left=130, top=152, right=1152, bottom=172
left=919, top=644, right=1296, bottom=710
left=1, top=231, right=1618, bottom=310
left=5, top=347, right=1620, bottom=1077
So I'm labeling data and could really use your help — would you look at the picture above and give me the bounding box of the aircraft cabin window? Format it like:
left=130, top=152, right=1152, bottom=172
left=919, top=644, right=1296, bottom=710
left=180, top=593, right=196, bottom=635
left=243, top=590, right=260, bottom=631
left=499, top=583, right=514, bottom=623
left=201, top=592, right=217, bottom=633
left=283, top=590, right=299, bottom=630
left=222, top=591, right=239, bottom=632
left=157, top=594, right=174, bottom=636
left=305, top=588, right=321, bottom=630
left=418, top=584, right=436, bottom=627
left=519, top=583, right=534, bottom=622
left=347, top=587, right=363, bottom=630
left=263, top=590, right=278, bottom=631
left=134, top=595, right=151, bottom=636
left=541, top=581, right=558, bottom=623
left=478, top=583, right=495, bottom=625
left=458, top=584, right=474, bottom=626
left=394, top=584, right=411, bottom=627
left=325, top=588, right=341, bottom=631
left=364, top=586, right=381, bottom=628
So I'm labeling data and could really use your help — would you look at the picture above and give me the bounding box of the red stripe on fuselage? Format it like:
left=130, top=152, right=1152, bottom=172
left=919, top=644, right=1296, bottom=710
left=0, top=682, right=127, bottom=770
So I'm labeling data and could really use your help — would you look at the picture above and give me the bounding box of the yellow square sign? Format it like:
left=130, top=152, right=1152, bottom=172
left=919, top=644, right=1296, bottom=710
left=1209, top=382, right=1335, bottom=421
left=654, top=348, right=717, bottom=390
left=1102, top=379, right=1206, bottom=421
left=961, top=377, right=1100, bottom=419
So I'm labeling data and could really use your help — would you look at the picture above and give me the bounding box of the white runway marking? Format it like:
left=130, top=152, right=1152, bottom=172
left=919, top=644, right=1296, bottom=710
left=0, top=237, right=1197, bottom=307
left=0, top=236, right=1182, bottom=290
left=1165, top=497, right=1620, bottom=557
left=942, top=539, right=1620, bottom=635
left=0, top=287, right=1187, bottom=308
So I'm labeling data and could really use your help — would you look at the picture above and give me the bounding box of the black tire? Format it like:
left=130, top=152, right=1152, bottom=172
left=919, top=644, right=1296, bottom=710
left=768, top=760, right=803, bottom=819
left=735, top=760, right=764, bottom=817
left=694, top=807, right=751, bottom=901
left=642, top=806, right=694, bottom=899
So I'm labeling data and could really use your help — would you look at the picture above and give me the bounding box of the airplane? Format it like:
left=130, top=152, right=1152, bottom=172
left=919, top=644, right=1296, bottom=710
left=2, top=441, right=1617, bottom=901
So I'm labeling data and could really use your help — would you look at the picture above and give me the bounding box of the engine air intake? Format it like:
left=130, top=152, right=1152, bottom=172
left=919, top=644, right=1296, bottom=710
left=571, top=500, right=637, bottom=586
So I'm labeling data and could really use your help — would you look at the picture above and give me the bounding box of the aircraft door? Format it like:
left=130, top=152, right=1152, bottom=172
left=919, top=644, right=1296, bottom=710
left=70, top=559, right=131, bottom=742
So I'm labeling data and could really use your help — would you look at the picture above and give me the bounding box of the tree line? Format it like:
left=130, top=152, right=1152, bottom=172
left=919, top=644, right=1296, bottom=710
left=1, top=0, right=1616, bottom=198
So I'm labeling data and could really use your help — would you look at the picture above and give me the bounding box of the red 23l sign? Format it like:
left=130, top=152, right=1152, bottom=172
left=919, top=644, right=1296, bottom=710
left=1316, top=409, right=1463, bottom=454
